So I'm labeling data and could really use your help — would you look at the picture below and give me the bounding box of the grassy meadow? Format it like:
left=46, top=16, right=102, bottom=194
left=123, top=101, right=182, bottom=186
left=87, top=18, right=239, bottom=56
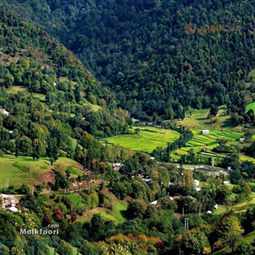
left=53, top=157, right=84, bottom=177
left=246, top=101, right=255, bottom=113
left=105, top=126, right=180, bottom=153
left=0, top=155, right=49, bottom=188
left=0, top=156, right=85, bottom=188
left=76, top=190, right=128, bottom=224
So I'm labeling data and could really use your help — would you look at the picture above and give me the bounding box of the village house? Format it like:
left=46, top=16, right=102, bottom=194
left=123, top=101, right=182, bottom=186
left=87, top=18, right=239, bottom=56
left=201, top=129, right=210, bottom=135
left=0, top=108, right=9, bottom=116
left=150, top=200, right=158, bottom=206
left=0, top=194, right=20, bottom=212
left=131, top=118, right=139, bottom=124
left=112, top=163, right=123, bottom=171
left=193, top=179, right=201, bottom=192
left=240, top=137, right=245, bottom=143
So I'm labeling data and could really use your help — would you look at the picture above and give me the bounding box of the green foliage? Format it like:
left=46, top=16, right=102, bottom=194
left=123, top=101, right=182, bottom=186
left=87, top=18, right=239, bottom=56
left=106, top=126, right=180, bottom=153
left=175, top=228, right=211, bottom=255
left=4, top=0, right=255, bottom=119
left=233, top=241, right=255, bottom=255
left=215, top=214, right=244, bottom=251
left=0, top=8, right=129, bottom=176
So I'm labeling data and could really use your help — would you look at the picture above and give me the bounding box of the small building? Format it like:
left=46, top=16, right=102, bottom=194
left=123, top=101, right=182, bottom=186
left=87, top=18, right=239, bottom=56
left=193, top=179, right=201, bottom=192
left=0, top=194, right=20, bottom=212
left=223, top=180, right=230, bottom=185
left=240, top=137, right=245, bottom=143
left=150, top=200, right=158, bottom=205
left=227, top=166, right=232, bottom=172
left=201, top=130, right=210, bottom=135
left=0, top=108, right=9, bottom=116
left=195, top=187, right=201, bottom=192
left=193, top=179, right=200, bottom=187
left=131, top=118, right=139, bottom=123
left=112, top=163, right=123, bottom=172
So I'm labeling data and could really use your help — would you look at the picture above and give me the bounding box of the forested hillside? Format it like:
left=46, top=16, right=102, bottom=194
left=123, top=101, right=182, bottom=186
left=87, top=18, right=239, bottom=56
left=3, top=2, right=255, bottom=255
left=0, top=7, right=129, bottom=161
left=3, top=0, right=255, bottom=120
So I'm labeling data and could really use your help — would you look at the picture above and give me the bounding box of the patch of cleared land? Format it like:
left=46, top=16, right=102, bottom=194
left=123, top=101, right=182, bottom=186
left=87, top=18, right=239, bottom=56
left=0, top=156, right=85, bottom=188
left=0, top=155, right=49, bottom=188
left=214, top=192, right=255, bottom=215
left=6, top=86, right=27, bottom=94
left=105, top=126, right=180, bottom=153
left=53, top=157, right=84, bottom=177
left=77, top=200, right=127, bottom=224
left=6, top=85, right=46, bottom=101
left=172, top=108, right=243, bottom=161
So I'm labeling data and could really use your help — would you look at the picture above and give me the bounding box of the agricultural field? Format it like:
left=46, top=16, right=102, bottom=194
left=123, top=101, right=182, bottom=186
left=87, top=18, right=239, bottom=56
left=246, top=101, right=255, bottom=113
left=177, top=107, right=240, bottom=130
left=172, top=108, right=243, bottom=161
left=105, top=126, right=180, bottom=153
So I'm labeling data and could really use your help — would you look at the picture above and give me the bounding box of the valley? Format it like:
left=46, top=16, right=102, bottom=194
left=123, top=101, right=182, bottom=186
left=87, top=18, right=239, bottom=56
left=1, top=1, right=255, bottom=255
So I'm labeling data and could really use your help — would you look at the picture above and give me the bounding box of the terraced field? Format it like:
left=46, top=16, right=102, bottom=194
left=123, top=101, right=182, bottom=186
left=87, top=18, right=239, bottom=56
left=172, top=128, right=242, bottom=159
left=172, top=108, right=243, bottom=161
left=188, top=129, right=241, bottom=147
left=105, top=126, right=180, bottom=153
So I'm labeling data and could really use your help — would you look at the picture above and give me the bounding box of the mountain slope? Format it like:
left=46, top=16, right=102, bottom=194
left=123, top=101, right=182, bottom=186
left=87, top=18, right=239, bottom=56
left=2, top=0, right=255, bottom=120
left=0, top=7, right=129, bottom=161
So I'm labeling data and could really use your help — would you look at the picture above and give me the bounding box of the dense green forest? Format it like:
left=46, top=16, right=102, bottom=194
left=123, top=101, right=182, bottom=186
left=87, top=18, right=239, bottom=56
left=2, top=0, right=255, bottom=120
left=2, top=1, right=255, bottom=255
left=0, top=7, right=130, bottom=162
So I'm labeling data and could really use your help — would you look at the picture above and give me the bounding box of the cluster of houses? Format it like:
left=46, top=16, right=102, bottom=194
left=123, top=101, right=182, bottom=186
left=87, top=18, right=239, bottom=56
left=0, top=194, right=20, bottom=212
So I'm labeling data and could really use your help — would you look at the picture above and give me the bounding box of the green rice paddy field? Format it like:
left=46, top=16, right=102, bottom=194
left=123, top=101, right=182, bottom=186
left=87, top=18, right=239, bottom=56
left=171, top=108, right=243, bottom=161
left=105, top=126, right=180, bottom=153
left=171, top=128, right=242, bottom=161
left=105, top=108, right=244, bottom=162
